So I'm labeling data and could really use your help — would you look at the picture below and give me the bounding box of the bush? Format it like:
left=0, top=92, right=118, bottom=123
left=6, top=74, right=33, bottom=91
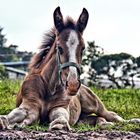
left=0, top=65, right=8, bottom=79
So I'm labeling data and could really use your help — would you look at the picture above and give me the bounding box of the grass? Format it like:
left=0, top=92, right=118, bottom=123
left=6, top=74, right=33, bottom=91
left=0, top=79, right=21, bottom=115
left=0, top=79, right=140, bottom=132
left=92, top=87, right=140, bottom=120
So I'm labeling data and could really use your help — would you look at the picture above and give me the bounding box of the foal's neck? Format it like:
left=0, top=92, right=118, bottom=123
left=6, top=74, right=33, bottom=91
left=41, top=53, right=62, bottom=95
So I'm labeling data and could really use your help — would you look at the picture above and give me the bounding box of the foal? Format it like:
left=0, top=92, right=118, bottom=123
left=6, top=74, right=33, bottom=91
left=0, top=7, right=140, bottom=131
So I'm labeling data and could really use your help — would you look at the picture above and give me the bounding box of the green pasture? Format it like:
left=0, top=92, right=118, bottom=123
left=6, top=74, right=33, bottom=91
left=0, top=79, right=140, bottom=132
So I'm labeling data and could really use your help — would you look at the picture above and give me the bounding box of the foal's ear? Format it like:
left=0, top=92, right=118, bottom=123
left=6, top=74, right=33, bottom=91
left=76, top=8, right=89, bottom=34
left=53, top=6, right=64, bottom=33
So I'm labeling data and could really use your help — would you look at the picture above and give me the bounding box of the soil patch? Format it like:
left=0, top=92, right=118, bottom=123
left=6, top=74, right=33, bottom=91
left=0, top=129, right=140, bottom=140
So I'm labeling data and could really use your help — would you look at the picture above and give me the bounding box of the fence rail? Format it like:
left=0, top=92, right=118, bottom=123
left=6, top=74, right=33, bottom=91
left=5, top=67, right=27, bottom=79
left=0, top=61, right=29, bottom=79
left=0, top=61, right=30, bottom=67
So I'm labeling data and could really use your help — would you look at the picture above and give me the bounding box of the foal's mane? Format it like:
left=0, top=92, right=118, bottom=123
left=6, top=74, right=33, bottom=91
left=29, top=17, right=76, bottom=73
left=29, top=28, right=56, bottom=72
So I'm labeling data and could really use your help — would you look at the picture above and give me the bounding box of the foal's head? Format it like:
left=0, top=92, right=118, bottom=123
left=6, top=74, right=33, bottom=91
left=53, top=7, right=89, bottom=96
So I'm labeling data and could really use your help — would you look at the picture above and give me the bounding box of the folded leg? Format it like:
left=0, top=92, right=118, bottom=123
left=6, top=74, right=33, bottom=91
left=79, top=85, right=124, bottom=125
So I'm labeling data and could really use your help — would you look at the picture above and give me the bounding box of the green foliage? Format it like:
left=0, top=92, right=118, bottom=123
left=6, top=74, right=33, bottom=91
left=82, top=41, right=104, bottom=83
left=90, top=53, right=139, bottom=88
left=0, top=47, right=15, bottom=54
left=0, top=27, right=19, bottom=62
left=26, top=123, right=49, bottom=132
left=0, top=47, right=20, bottom=62
left=136, top=56, right=140, bottom=67
left=82, top=42, right=139, bottom=88
left=73, top=123, right=98, bottom=132
left=0, top=27, right=7, bottom=48
left=83, top=41, right=140, bottom=88
left=0, top=80, right=21, bottom=114
left=101, top=53, right=133, bottom=61
left=106, top=122, right=140, bottom=132
left=74, top=122, right=140, bottom=132
left=91, top=53, right=134, bottom=75
left=0, top=65, right=8, bottom=79
left=0, top=80, right=140, bottom=132
left=0, top=26, right=33, bottom=62
left=82, top=41, right=104, bottom=67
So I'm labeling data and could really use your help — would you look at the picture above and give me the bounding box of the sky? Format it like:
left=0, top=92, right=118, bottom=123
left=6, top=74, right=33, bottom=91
left=0, top=0, right=140, bottom=57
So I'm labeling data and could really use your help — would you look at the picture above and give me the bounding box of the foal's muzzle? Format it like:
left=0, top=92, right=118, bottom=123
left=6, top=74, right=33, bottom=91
left=66, top=79, right=81, bottom=96
left=58, top=62, right=81, bottom=95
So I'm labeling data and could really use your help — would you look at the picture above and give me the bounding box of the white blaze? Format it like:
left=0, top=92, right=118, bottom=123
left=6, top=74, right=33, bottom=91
left=66, top=30, right=79, bottom=79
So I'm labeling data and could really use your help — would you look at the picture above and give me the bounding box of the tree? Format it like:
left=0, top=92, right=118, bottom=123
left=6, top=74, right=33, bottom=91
left=0, top=27, right=7, bottom=48
left=8, top=44, right=18, bottom=53
left=135, top=56, right=140, bottom=78
left=0, top=26, right=33, bottom=63
left=91, top=53, right=139, bottom=88
left=82, top=41, right=104, bottom=85
left=82, top=41, right=104, bottom=66
left=0, top=47, right=19, bottom=62
left=22, top=52, right=33, bottom=61
left=136, top=56, right=140, bottom=67
left=82, top=40, right=140, bottom=88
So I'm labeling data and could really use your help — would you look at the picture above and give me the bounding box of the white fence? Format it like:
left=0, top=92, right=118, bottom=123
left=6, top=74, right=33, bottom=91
left=5, top=67, right=27, bottom=79
left=0, top=61, right=29, bottom=79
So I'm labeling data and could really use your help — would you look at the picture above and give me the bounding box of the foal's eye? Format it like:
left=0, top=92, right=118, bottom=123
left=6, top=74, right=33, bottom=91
left=58, top=46, right=64, bottom=55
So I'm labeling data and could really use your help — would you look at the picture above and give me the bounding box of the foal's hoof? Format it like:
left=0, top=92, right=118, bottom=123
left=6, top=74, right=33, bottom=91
left=49, top=124, right=71, bottom=131
left=49, top=122, right=72, bottom=131
left=129, top=118, right=140, bottom=123
left=99, top=122, right=114, bottom=129
left=0, top=116, right=9, bottom=130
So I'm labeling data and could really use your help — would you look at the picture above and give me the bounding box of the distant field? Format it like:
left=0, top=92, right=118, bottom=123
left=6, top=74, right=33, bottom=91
left=0, top=79, right=140, bottom=132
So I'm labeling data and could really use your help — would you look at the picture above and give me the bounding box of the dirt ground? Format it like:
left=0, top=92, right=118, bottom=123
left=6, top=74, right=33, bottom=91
left=0, top=129, right=140, bottom=140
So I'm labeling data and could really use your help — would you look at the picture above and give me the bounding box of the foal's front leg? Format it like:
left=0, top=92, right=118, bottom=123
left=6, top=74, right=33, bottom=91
left=0, top=107, right=27, bottom=129
left=49, top=107, right=71, bottom=131
left=14, top=99, right=40, bottom=128
left=0, top=101, right=40, bottom=130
